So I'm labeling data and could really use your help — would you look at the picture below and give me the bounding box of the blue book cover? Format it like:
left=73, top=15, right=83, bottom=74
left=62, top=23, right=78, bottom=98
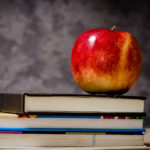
left=0, top=128, right=145, bottom=134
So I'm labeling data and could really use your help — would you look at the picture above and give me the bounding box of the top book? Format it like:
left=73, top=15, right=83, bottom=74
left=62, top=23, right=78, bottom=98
left=0, top=93, right=146, bottom=114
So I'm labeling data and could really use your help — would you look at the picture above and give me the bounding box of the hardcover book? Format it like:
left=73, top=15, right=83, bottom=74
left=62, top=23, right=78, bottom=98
left=0, top=93, right=146, bottom=114
left=0, top=133, right=144, bottom=147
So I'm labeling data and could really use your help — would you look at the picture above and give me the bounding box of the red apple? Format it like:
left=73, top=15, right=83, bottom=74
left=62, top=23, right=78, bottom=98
left=71, top=26, right=142, bottom=94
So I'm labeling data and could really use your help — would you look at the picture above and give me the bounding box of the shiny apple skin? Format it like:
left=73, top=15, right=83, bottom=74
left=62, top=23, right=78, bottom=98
left=71, top=29, right=142, bottom=94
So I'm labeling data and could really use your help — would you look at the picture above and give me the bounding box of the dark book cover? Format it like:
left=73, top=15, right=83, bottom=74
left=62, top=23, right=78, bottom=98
left=0, top=93, right=24, bottom=114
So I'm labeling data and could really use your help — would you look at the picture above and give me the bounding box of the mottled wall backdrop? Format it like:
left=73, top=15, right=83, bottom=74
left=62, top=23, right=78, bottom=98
left=0, top=0, right=150, bottom=126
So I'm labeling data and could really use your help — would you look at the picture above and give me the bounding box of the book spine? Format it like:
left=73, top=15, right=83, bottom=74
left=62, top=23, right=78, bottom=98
left=0, top=94, right=24, bottom=114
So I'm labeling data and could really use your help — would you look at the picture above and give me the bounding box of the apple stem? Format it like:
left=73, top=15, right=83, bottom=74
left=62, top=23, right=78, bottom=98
left=111, top=25, right=119, bottom=31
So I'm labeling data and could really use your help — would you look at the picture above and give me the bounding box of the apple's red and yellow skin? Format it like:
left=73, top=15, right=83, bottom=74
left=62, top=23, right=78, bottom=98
left=71, top=29, right=142, bottom=94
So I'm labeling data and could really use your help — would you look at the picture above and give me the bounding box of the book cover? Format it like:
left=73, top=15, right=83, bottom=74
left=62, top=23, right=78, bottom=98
left=0, top=128, right=145, bottom=134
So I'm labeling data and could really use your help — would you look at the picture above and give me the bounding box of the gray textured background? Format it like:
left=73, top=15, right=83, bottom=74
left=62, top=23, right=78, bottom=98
left=0, top=0, right=150, bottom=126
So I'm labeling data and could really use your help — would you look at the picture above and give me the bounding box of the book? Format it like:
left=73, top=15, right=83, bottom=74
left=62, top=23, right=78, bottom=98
left=0, top=116, right=144, bottom=129
left=0, top=133, right=144, bottom=147
left=0, top=147, right=148, bottom=150
left=0, top=93, right=146, bottom=114
left=0, top=128, right=145, bottom=134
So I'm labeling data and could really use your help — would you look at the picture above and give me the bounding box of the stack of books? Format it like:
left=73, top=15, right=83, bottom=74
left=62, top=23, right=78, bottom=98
left=0, top=93, right=147, bottom=148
